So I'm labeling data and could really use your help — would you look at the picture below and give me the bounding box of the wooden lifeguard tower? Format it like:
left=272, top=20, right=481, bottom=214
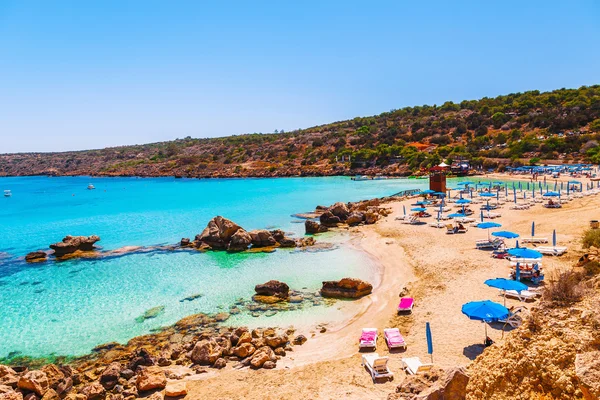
left=429, top=163, right=448, bottom=193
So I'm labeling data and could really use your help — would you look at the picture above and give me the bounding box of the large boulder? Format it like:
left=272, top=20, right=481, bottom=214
left=305, top=220, right=327, bottom=234
left=227, top=229, right=252, bottom=252
left=417, top=367, right=469, bottom=400
left=25, top=251, right=47, bottom=263
left=197, top=216, right=242, bottom=250
left=250, top=347, right=276, bottom=369
left=190, top=339, right=223, bottom=365
left=346, top=212, right=364, bottom=226
left=165, top=382, right=187, bottom=397
left=79, top=383, right=105, bottom=400
left=40, top=365, right=63, bottom=390
left=254, top=281, right=289, bottom=298
left=135, top=366, right=166, bottom=392
left=0, top=366, right=18, bottom=388
left=18, top=371, right=49, bottom=396
left=99, top=363, right=121, bottom=390
left=320, top=278, right=373, bottom=299
left=232, top=343, right=255, bottom=359
left=248, top=230, right=277, bottom=247
left=328, top=202, right=350, bottom=220
left=319, top=211, right=341, bottom=227
left=49, top=236, right=100, bottom=257
left=575, top=351, right=600, bottom=400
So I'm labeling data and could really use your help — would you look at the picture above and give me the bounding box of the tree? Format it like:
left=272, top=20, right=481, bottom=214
left=590, top=119, right=600, bottom=132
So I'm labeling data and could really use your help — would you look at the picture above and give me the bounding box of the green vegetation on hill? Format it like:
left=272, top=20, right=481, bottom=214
left=1, top=85, right=600, bottom=177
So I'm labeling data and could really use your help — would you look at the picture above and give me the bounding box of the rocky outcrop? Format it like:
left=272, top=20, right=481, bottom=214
left=575, top=352, right=600, bottom=400
left=49, top=236, right=100, bottom=257
left=196, top=216, right=242, bottom=250
left=25, top=251, right=47, bottom=263
left=253, top=281, right=289, bottom=304
left=249, top=230, right=277, bottom=247
left=190, top=339, right=223, bottom=365
left=135, top=366, right=166, bottom=392
left=313, top=198, right=391, bottom=228
left=319, top=211, right=341, bottom=227
left=389, top=367, right=469, bottom=400
left=305, top=220, right=327, bottom=234
left=346, top=212, right=364, bottom=226
left=17, top=371, right=49, bottom=396
left=320, top=278, right=373, bottom=299
left=227, top=229, right=252, bottom=252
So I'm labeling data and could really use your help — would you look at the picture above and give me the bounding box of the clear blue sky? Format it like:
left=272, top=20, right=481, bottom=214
left=1, top=0, right=599, bottom=153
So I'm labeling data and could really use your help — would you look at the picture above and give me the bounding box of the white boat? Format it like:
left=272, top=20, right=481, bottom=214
left=3, top=190, right=11, bottom=197
left=352, top=175, right=371, bottom=181
left=87, top=184, right=96, bottom=190
left=372, top=175, right=389, bottom=180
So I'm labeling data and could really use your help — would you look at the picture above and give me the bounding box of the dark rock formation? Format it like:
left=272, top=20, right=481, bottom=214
left=319, top=211, right=341, bottom=227
left=196, top=216, right=242, bottom=250
left=227, top=229, right=252, bottom=252
left=25, top=251, right=47, bottom=263
left=346, top=212, right=365, bottom=226
left=305, top=220, right=327, bottom=234
left=249, top=230, right=277, bottom=247
left=255, top=281, right=289, bottom=298
left=49, top=236, right=100, bottom=257
left=320, top=278, right=373, bottom=299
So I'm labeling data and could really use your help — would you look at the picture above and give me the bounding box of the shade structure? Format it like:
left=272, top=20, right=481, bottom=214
left=448, top=213, right=467, bottom=218
left=462, top=300, right=510, bottom=340
left=458, top=181, right=473, bottom=186
left=411, top=207, right=427, bottom=212
left=415, top=200, right=431, bottom=205
left=456, top=199, right=472, bottom=204
left=479, top=192, right=496, bottom=197
left=478, top=222, right=502, bottom=239
left=543, top=191, right=560, bottom=197
left=507, top=247, right=543, bottom=259
left=492, top=231, right=519, bottom=239
left=403, top=205, right=406, bottom=215
left=531, top=221, right=535, bottom=237
left=485, top=278, right=528, bottom=306
left=553, top=229, right=557, bottom=247
left=433, top=191, right=446, bottom=196
left=421, top=189, right=436, bottom=194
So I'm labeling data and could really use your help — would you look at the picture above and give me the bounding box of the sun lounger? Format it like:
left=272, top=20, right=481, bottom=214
left=484, top=212, right=501, bottom=219
left=399, top=215, right=418, bottom=224
left=429, top=221, right=445, bottom=228
left=455, top=217, right=475, bottom=223
left=398, top=297, right=414, bottom=313
left=455, top=224, right=468, bottom=233
left=446, top=224, right=456, bottom=234
left=499, top=307, right=525, bottom=328
left=384, top=328, right=407, bottom=350
left=502, top=289, right=539, bottom=302
left=362, top=353, right=393, bottom=382
left=535, top=246, right=567, bottom=256
left=475, top=238, right=504, bottom=250
left=521, top=237, right=549, bottom=244
left=401, top=357, right=433, bottom=375
left=510, top=204, right=530, bottom=210
left=543, top=203, right=562, bottom=209
left=359, top=328, right=378, bottom=350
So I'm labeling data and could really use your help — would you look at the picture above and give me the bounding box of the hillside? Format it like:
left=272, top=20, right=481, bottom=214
left=2, top=85, right=600, bottom=178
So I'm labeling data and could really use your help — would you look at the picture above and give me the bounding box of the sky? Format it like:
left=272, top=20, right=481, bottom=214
left=0, top=1, right=599, bottom=153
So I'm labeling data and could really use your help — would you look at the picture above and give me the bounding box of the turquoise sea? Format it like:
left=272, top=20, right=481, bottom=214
left=0, top=176, right=440, bottom=359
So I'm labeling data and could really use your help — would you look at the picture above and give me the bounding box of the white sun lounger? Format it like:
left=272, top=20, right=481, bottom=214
left=429, top=221, right=445, bottom=228
left=401, top=357, right=433, bottom=375
left=362, top=353, right=393, bottom=382
left=535, top=246, right=567, bottom=256
left=501, top=289, right=539, bottom=302
left=521, top=237, right=549, bottom=244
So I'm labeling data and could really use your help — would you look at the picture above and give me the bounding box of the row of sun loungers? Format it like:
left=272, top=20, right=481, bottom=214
left=362, top=354, right=433, bottom=381
left=510, top=204, right=530, bottom=210
left=535, top=246, right=568, bottom=256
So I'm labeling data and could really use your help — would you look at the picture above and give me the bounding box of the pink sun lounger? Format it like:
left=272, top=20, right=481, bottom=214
left=384, top=328, right=407, bottom=350
left=398, top=297, right=414, bottom=313
left=359, top=328, right=378, bottom=350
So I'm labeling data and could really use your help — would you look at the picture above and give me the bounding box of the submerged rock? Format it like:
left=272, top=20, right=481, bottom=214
left=136, top=306, right=165, bottom=323
left=320, top=278, right=373, bottom=299
left=49, top=235, right=100, bottom=257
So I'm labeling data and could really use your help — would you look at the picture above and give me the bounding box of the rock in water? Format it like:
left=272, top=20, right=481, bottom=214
left=136, top=306, right=165, bottom=323
left=320, top=278, right=373, bottom=299
left=248, top=230, right=277, bottom=247
left=25, top=251, right=47, bottom=263
left=319, top=211, right=341, bottom=227
left=227, top=229, right=252, bottom=252
left=328, top=202, right=350, bottom=219
left=197, top=216, right=242, bottom=249
left=49, top=235, right=100, bottom=257
left=253, top=280, right=289, bottom=303
left=305, top=220, right=327, bottom=234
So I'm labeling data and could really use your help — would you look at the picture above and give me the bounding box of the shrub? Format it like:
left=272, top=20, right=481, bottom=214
left=582, top=229, right=600, bottom=248
left=544, top=270, right=584, bottom=305
left=584, top=261, right=600, bottom=277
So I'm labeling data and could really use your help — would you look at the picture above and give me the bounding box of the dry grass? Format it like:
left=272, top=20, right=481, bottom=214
left=544, top=270, right=585, bottom=305
left=582, top=228, right=600, bottom=248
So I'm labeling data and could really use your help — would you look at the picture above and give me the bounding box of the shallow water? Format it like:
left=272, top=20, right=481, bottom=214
left=0, top=175, right=481, bottom=358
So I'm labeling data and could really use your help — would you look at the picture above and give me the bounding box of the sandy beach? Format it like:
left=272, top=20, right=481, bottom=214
left=182, top=175, right=597, bottom=400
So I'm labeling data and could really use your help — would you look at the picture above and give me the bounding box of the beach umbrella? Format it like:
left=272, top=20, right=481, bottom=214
left=553, top=229, right=557, bottom=247
left=478, top=222, right=502, bottom=239
left=403, top=205, right=406, bottom=216
left=480, top=210, right=484, bottom=223
left=507, top=247, right=543, bottom=259
left=531, top=221, right=535, bottom=237
left=484, top=278, right=528, bottom=306
left=527, top=182, right=530, bottom=190
left=513, top=191, right=517, bottom=203
left=492, top=231, right=519, bottom=239
left=456, top=199, right=471, bottom=204
left=462, top=300, right=510, bottom=340
left=554, top=181, right=557, bottom=191
left=479, top=192, right=495, bottom=198
left=543, top=191, right=560, bottom=197
left=426, top=322, right=433, bottom=363
left=422, top=189, right=435, bottom=195
left=415, top=200, right=431, bottom=205
left=515, top=262, right=521, bottom=281
left=505, top=185, right=508, bottom=196
left=448, top=213, right=467, bottom=218
left=411, top=207, right=427, bottom=212
left=519, top=182, right=522, bottom=191
left=496, top=191, right=500, bottom=201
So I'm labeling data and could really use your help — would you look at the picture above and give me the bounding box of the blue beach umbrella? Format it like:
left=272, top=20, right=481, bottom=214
left=411, top=207, right=427, bottom=212
left=415, top=200, right=431, bottom=205
left=553, top=229, right=557, bottom=247
left=456, top=199, right=471, bottom=204
left=448, top=213, right=467, bottom=218
left=492, top=231, right=519, bottom=239
left=543, top=191, right=560, bottom=197
left=426, top=322, right=433, bottom=363
left=478, top=222, right=502, bottom=239
left=480, top=210, right=484, bottom=223
left=484, top=278, right=528, bottom=306
left=515, top=262, right=521, bottom=281
left=479, top=192, right=495, bottom=198
left=422, top=189, right=436, bottom=195
left=531, top=221, right=535, bottom=237
left=462, top=300, right=510, bottom=339
left=403, top=205, right=406, bottom=216
left=507, top=247, right=543, bottom=259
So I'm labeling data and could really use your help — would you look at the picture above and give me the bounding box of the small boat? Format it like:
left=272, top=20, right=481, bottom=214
left=372, top=175, right=388, bottom=180
left=87, top=184, right=96, bottom=190
left=352, top=175, right=371, bottom=181
left=3, top=190, right=11, bottom=197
